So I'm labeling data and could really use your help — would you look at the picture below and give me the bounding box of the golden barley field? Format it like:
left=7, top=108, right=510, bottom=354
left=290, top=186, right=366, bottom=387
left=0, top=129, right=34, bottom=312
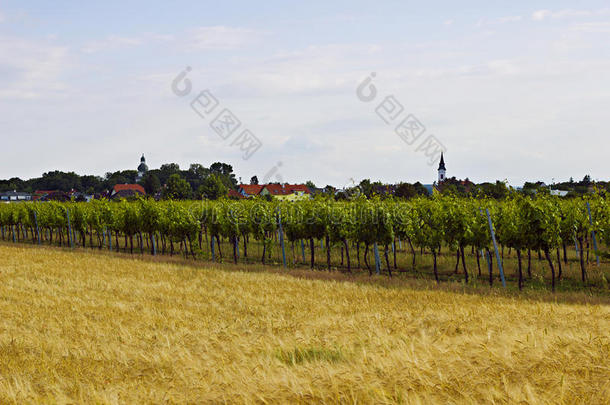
left=0, top=244, right=608, bottom=404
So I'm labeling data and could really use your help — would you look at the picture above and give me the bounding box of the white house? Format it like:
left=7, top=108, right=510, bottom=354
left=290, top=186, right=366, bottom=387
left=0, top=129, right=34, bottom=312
left=0, top=191, right=32, bottom=202
left=550, top=189, right=569, bottom=197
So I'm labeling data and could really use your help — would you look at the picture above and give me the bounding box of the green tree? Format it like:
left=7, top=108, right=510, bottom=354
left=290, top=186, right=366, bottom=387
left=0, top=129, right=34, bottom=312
left=477, top=181, right=509, bottom=199
left=394, top=182, right=418, bottom=199
left=359, top=179, right=373, bottom=198
left=210, top=162, right=237, bottom=189
left=184, top=163, right=210, bottom=191
left=140, top=172, right=161, bottom=195
left=158, top=163, right=181, bottom=185
left=163, top=174, right=192, bottom=200
left=197, top=175, right=227, bottom=200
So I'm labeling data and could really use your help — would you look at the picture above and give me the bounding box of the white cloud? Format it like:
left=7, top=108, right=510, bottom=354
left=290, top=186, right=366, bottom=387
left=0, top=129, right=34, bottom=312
left=532, top=8, right=610, bottom=21
left=497, top=16, right=522, bottom=23
left=81, top=33, right=176, bottom=54
left=0, top=36, right=69, bottom=99
left=149, top=33, right=175, bottom=42
left=443, top=19, right=454, bottom=26
left=186, top=26, right=264, bottom=50
left=532, top=10, right=552, bottom=21
left=476, top=15, right=522, bottom=27
left=401, top=59, right=522, bottom=80
left=0, top=12, right=5, bottom=23
left=82, top=35, right=143, bottom=53
left=571, top=22, right=610, bottom=33
left=218, top=43, right=382, bottom=95
left=78, top=27, right=261, bottom=54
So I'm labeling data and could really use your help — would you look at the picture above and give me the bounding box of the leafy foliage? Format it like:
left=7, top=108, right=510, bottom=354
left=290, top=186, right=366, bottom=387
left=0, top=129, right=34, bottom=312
left=0, top=193, right=608, bottom=290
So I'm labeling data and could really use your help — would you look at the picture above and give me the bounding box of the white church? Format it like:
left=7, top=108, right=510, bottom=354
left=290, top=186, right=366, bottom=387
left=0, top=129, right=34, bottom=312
left=438, top=152, right=446, bottom=183
left=422, top=152, right=447, bottom=195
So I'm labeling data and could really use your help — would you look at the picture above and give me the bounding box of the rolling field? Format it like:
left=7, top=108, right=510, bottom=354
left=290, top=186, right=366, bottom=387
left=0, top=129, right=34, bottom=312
left=0, top=244, right=609, bottom=404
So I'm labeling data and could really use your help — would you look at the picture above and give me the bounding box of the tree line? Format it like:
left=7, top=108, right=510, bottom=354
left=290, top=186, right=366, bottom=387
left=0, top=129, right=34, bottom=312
left=0, top=162, right=238, bottom=198
left=2, top=160, right=605, bottom=201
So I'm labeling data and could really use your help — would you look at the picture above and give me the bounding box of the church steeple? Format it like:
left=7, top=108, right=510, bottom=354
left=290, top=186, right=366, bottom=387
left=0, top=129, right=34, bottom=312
left=438, top=153, right=446, bottom=182
left=137, top=153, right=149, bottom=181
left=438, top=153, right=446, bottom=171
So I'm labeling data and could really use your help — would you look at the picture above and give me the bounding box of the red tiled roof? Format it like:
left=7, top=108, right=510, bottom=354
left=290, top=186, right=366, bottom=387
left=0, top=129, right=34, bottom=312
left=40, top=191, right=70, bottom=202
left=113, top=184, right=146, bottom=195
left=33, top=190, right=58, bottom=200
left=34, top=190, right=58, bottom=195
left=285, top=184, right=310, bottom=193
left=227, top=189, right=245, bottom=199
left=239, top=184, right=264, bottom=195
left=263, top=184, right=290, bottom=195
left=261, top=184, right=311, bottom=196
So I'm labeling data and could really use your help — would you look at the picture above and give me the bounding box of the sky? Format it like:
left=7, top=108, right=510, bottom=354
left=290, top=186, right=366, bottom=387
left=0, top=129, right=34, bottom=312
left=0, top=0, right=609, bottom=187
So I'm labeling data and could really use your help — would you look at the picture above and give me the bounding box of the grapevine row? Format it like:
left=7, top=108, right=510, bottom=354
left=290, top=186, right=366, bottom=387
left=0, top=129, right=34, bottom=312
left=0, top=194, right=608, bottom=291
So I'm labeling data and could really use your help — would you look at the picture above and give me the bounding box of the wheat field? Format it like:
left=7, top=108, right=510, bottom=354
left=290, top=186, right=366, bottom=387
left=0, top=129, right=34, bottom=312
left=0, top=244, right=608, bottom=404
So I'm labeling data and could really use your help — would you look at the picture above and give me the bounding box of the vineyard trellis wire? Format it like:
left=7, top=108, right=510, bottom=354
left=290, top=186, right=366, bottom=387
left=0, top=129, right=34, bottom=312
left=0, top=194, right=608, bottom=291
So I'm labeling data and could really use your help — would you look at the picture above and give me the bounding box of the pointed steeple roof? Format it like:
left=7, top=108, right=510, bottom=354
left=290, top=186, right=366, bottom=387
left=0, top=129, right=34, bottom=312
left=438, top=152, right=446, bottom=171
left=138, top=154, right=148, bottom=173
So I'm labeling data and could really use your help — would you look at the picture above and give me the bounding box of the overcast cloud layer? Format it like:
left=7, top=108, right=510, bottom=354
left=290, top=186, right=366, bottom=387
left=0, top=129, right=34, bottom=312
left=1, top=0, right=609, bottom=187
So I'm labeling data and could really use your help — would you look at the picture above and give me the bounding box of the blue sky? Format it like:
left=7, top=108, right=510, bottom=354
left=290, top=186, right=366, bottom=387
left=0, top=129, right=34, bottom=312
left=1, top=1, right=609, bottom=186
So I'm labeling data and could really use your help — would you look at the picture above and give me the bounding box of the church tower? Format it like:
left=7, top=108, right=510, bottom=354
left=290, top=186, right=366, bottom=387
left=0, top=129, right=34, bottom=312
left=137, top=154, right=148, bottom=181
left=438, top=153, right=446, bottom=183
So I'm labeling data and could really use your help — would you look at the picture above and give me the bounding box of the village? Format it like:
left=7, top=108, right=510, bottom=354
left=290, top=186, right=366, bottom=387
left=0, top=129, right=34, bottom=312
left=0, top=153, right=602, bottom=203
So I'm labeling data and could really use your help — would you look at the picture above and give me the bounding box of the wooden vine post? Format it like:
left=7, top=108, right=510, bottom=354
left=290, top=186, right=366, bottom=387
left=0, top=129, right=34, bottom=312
left=586, top=202, right=600, bottom=266
left=66, top=210, right=74, bottom=249
left=373, top=242, right=381, bottom=275
left=300, top=240, right=306, bottom=263
left=211, top=236, right=216, bottom=261
left=34, top=211, right=41, bottom=245
left=486, top=208, right=506, bottom=288
left=277, top=211, right=286, bottom=268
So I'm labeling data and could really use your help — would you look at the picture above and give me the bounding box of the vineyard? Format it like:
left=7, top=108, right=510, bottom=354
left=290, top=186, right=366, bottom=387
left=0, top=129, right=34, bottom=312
left=1, top=194, right=609, bottom=292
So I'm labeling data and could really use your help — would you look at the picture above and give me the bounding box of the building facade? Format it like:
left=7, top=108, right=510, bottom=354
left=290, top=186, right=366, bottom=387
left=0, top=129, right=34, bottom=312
left=0, top=191, right=32, bottom=202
